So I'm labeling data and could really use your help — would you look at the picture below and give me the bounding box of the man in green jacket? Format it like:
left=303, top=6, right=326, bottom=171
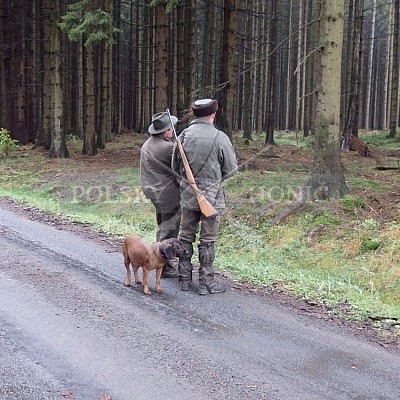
left=140, top=111, right=181, bottom=278
left=172, top=99, right=238, bottom=295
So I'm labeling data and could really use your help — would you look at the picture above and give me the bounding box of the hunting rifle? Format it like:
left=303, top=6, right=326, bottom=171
left=166, top=108, right=218, bottom=218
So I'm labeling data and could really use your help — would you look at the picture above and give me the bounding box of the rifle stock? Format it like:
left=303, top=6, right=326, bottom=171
left=166, top=109, right=218, bottom=218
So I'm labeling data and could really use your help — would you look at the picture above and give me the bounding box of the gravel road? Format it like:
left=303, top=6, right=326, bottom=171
left=0, top=205, right=399, bottom=400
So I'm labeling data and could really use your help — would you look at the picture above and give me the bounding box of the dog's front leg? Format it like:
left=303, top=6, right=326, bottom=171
left=142, top=269, right=151, bottom=295
left=155, top=267, right=163, bottom=294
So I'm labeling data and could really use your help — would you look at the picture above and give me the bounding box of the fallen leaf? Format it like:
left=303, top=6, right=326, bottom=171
left=98, top=394, right=113, bottom=400
left=61, top=390, right=76, bottom=399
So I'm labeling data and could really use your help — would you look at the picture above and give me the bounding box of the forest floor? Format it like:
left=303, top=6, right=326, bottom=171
left=1, top=131, right=400, bottom=351
left=45, top=132, right=400, bottom=223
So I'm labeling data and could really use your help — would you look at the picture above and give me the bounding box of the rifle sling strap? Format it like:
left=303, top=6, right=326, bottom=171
left=179, top=129, right=219, bottom=180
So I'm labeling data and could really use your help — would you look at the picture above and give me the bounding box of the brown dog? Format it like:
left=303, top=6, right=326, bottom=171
left=122, top=234, right=188, bottom=295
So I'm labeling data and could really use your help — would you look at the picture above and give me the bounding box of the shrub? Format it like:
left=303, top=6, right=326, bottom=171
left=0, top=128, right=18, bottom=158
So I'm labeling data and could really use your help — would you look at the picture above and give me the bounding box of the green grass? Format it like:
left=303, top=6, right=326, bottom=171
left=1, top=133, right=399, bottom=327
left=217, top=216, right=400, bottom=320
left=360, top=129, right=400, bottom=148
left=274, top=130, right=315, bottom=147
left=346, top=177, right=390, bottom=191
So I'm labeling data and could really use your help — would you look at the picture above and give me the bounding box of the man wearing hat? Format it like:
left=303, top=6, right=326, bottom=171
left=172, top=99, right=238, bottom=295
left=140, top=111, right=181, bottom=278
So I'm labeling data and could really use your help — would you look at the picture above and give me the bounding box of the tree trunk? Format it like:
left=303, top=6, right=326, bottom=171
left=303, top=0, right=316, bottom=137
left=364, top=0, right=376, bottom=130
left=106, top=40, right=113, bottom=140
left=242, top=0, right=254, bottom=140
left=216, top=0, right=236, bottom=140
left=96, top=43, right=106, bottom=149
left=154, top=4, right=168, bottom=110
left=125, top=1, right=137, bottom=130
left=342, top=0, right=364, bottom=149
left=1, top=0, right=26, bottom=143
left=82, top=42, right=97, bottom=155
left=202, top=0, right=216, bottom=92
left=296, top=0, right=305, bottom=131
left=48, top=0, right=68, bottom=158
left=112, top=0, right=121, bottom=135
left=0, top=8, right=4, bottom=128
left=184, top=0, right=195, bottom=106
left=255, top=0, right=267, bottom=132
left=25, top=0, right=38, bottom=143
left=265, top=0, right=279, bottom=145
left=341, top=0, right=353, bottom=134
left=389, top=0, right=399, bottom=138
left=176, top=4, right=185, bottom=117
left=138, top=3, right=151, bottom=131
left=77, top=41, right=85, bottom=138
left=305, top=0, right=348, bottom=200
left=42, top=0, right=54, bottom=149
left=284, top=0, right=293, bottom=130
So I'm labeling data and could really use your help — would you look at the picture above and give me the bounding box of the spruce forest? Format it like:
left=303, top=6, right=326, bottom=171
left=0, top=0, right=399, bottom=159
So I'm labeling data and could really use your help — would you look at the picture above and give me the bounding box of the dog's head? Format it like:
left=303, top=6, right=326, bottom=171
left=159, top=238, right=189, bottom=260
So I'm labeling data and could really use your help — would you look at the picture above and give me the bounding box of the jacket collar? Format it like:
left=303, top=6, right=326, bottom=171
left=189, top=119, right=214, bottom=127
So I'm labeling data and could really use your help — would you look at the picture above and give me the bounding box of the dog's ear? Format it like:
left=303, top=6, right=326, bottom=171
left=173, top=239, right=189, bottom=259
left=160, top=241, right=176, bottom=260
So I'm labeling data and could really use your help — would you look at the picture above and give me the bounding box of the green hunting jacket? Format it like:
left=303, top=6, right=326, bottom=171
left=171, top=119, right=238, bottom=211
left=140, top=134, right=180, bottom=208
